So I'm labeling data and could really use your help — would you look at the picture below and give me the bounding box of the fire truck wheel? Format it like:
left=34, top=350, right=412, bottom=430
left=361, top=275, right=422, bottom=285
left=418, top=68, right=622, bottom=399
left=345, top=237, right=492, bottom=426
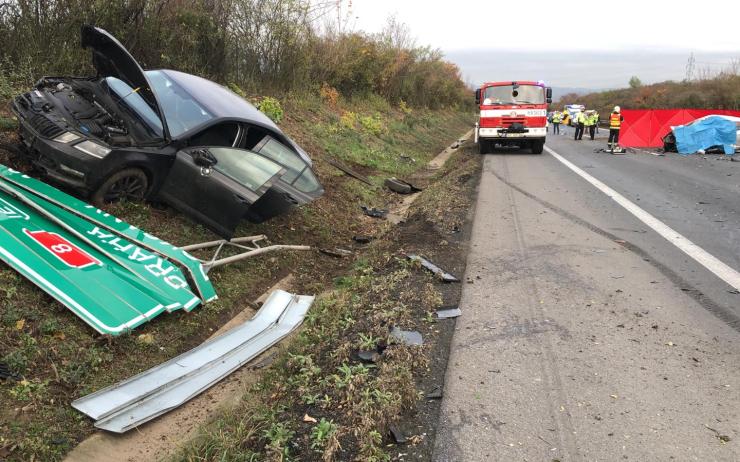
left=531, top=140, right=544, bottom=154
left=478, top=140, right=489, bottom=154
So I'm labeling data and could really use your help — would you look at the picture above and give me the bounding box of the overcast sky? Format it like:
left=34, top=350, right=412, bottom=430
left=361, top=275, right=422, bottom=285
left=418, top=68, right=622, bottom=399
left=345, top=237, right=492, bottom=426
left=345, top=0, right=740, bottom=88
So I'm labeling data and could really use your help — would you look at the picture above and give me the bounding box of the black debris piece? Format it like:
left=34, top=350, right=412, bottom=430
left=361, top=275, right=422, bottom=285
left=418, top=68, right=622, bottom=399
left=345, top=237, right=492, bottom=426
left=406, top=254, right=460, bottom=282
left=426, top=385, right=443, bottom=400
left=251, top=353, right=276, bottom=370
left=384, top=177, right=423, bottom=195
left=390, top=327, right=423, bottom=346
left=399, top=155, right=416, bottom=163
left=352, top=235, right=373, bottom=244
left=319, top=248, right=353, bottom=258
left=389, top=426, right=408, bottom=444
left=325, top=157, right=374, bottom=186
left=361, top=206, right=388, bottom=218
left=0, top=363, right=20, bottom=381
left=437, top=307, right=462, bottom=319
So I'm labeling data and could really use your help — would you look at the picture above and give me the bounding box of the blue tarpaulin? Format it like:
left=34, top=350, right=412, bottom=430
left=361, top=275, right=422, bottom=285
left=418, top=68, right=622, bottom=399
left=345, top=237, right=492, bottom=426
left=673, top=116, right=737, bottom=155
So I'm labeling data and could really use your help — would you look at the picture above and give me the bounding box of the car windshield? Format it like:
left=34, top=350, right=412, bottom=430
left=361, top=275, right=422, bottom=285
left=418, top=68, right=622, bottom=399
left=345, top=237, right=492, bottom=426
left=105, top=77, right=164, bottom=137
left=483, top=85, right=545, bottom=105
left=146, top=70, right=214, bottom=138
left=208, top=148, right=284, bottom=191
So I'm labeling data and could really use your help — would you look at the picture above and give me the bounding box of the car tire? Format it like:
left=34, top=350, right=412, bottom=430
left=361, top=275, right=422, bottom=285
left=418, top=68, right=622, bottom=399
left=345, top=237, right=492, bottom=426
left=91, top=168, right=149, bottom=205
left=531, top=140, right=544, bottom=154
left=479, top=140, right=491, bottom=154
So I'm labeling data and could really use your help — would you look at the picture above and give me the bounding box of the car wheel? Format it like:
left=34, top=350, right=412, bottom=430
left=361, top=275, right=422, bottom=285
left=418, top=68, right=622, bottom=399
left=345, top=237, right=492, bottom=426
left=92, top=168, right=149, bottom=205
left=479, top=140, right=490, bottom=154
left=531, top=140, right=544, bottom=154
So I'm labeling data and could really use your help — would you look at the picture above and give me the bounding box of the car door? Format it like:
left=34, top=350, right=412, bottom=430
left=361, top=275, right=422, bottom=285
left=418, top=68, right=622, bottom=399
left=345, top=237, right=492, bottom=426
left=158, top=146, right=285, bottom=238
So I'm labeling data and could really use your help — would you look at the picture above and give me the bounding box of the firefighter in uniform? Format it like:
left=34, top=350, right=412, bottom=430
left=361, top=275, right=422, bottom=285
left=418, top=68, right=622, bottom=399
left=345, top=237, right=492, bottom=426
left=574, top=111, right=586, bottom=140
left=552, top=111, right=562, bottom=134
left=608, top=106, right=624, bottom=150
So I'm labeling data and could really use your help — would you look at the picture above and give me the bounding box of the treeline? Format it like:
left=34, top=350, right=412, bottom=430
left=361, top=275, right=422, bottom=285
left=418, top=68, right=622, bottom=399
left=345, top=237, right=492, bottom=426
left=556, top=71, right=740, bottom=115
left=0, top=0, right=469, bottom=109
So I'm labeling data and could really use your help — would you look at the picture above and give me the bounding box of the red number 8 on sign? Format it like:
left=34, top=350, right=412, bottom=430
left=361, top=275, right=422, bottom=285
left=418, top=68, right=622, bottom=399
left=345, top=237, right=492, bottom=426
left=24, top=229, right=101, bottom=269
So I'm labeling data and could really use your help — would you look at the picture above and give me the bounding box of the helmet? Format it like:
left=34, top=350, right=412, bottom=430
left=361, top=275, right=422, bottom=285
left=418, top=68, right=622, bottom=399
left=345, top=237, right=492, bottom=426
left=614, top=106, right=621, bottom=112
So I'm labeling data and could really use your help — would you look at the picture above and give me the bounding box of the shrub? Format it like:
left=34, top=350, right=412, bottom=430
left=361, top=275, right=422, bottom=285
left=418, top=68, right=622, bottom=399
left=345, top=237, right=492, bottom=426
left=359, top=114, right=385, bottom=136
left=339, top=111, right=357, bottom=130
left=320, top=83, right=340, bottom=106
left=257, top=96, right=284, bottom=124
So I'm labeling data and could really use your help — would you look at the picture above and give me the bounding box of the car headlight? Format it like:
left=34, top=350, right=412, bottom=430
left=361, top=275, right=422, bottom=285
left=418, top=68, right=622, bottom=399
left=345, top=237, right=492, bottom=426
left=53, top=131, right=82, bottom=143
left=74, top=140, right=111, bottom=159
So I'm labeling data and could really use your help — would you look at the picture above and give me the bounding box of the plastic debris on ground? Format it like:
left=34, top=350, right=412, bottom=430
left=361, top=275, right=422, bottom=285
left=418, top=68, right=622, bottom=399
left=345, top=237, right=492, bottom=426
left=436, top=307, right=462, bottom=319
left=384, top=177, right=423, bottom=195
left=361, top=205, right=388, bottom=218
left=406, top=254, right=460, bottom=282
left=390, top=327, right=423, bottom=346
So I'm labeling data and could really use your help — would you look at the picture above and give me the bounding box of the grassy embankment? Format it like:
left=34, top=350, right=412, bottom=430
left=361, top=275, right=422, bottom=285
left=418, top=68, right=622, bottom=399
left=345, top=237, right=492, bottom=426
left=0, top=91, right=473, bottom=461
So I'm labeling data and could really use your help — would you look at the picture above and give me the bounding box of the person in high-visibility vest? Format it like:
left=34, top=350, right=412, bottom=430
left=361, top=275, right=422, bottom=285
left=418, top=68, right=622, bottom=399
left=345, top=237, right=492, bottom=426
left=574, top=111, right=586, bottom=140
left=585, top=110, right=597, bottom=140
left=552, top=111, right=562, bottom=135
left=608, top=106, right=624, bottom=150
left=594, top=111, right=600, bottom=134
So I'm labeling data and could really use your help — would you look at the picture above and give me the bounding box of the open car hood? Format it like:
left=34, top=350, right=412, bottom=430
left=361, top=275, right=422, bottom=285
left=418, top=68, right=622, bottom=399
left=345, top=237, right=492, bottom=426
left=81, top=25, right=169, bottom=140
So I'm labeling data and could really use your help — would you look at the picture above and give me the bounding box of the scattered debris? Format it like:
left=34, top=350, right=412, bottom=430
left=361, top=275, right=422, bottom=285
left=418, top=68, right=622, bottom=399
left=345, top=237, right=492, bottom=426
left=357, top=349, right=381, bottom=363
left=399, top=155, right=416, bottom=163
left=385, top=177, right=423, bottom=194
left=436, top=307, right=462, bottom=319
left=705, top=424, right=732, bottom=443
left=390, top=327, right=423, bottom=346
left=72, top=290, right=314, bottom=433
left=451, top=142, right=460, bottom=149
left=389, top=426, right=408, bottom=444
left=0, top=363, right=20, bottom=381
left=303, top=414, right=318, bottom=424
left=361, top=205, right=388, bottom=218
left=250, top=353, right=276, bottom=370
left=352, top=235, right=373, bottom=244
left=319, top=248, right=353, bottom=258
left=425, top=385, right=443, bottom=400
left=326, top=158, right=374, bottom=185
left=406, top=254, right=460, bottom=282
left=728, top=289, right=740, bottom=295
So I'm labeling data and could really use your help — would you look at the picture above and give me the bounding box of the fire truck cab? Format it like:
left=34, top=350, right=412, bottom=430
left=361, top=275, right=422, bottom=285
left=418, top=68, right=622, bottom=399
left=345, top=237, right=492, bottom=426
left=474, top=81, right=552, bottom=154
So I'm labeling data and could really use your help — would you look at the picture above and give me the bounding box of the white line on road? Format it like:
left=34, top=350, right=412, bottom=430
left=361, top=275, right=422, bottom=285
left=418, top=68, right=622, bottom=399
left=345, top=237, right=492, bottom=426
left=544, top=145, right=740, bottom=292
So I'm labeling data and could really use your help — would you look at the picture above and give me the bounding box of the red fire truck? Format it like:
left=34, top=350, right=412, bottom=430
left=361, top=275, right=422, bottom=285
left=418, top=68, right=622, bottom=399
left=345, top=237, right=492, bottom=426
left=474, top=81, right=552, bottom=154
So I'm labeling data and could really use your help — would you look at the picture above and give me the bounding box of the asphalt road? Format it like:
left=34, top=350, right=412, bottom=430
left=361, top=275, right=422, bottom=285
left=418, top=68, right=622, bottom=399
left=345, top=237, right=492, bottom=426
left=433, top=131, right=740, bottom=461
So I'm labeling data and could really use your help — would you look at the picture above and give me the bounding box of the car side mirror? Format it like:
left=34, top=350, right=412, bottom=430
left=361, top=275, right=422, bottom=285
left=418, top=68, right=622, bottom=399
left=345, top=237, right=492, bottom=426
left=475, top=89, right=481, bottom=105
left=546, top=87, right=553, bottom=99
left=192, top=149, right=217, bottom=168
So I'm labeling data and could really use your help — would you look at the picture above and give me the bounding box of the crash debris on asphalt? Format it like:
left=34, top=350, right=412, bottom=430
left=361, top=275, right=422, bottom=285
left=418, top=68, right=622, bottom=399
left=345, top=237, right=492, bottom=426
left=406, top=254, right=460, bottom=282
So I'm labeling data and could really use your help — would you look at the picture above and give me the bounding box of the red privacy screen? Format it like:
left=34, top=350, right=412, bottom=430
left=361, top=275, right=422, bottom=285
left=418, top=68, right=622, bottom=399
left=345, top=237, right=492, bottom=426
left=619, top=109, right=740, bottom=148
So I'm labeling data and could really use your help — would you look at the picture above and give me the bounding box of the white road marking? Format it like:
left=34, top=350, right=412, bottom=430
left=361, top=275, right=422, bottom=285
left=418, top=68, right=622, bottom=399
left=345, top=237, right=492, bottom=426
left=545, top=145, right=740, bottom=292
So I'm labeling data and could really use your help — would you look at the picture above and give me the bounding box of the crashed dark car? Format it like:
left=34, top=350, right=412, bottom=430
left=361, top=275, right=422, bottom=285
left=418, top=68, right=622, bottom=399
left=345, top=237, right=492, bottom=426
left=11, top=25, right=323, bottom=238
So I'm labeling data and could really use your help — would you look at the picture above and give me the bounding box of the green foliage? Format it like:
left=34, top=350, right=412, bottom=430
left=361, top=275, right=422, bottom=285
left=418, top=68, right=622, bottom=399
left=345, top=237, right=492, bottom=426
left=0, top=1, right=469, bottom=109
left=629, top=76, right=642, bottom=88
left=558, top=72, right=740, bottom=115
left=359, top=113, right=385, bottom=136
left=309, top=418, right=338, bottom=451
left=257, top=96, right=284, bottom=124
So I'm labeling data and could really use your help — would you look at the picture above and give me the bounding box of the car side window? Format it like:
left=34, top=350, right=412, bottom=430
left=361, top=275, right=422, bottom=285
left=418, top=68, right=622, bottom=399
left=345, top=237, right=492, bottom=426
left=188, top=123, right=240, bottom=147
left=254, top=137, right=308, bottom=184
left=206, top=147, right=284, bottom=192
